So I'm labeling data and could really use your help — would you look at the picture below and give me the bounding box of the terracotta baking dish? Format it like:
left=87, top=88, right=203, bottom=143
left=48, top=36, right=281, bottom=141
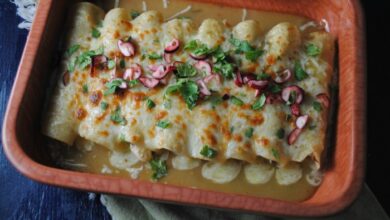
left=2, top=0, right=365, bottom=217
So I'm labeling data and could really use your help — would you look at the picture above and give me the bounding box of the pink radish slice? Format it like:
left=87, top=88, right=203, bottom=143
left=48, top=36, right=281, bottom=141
left=247, top=80, right=269, bottom=89
left=118, top=39, right=135, bottom=57
left=296, top=115, right=309, bottom=129
left=316, top=93, right=330, bottom=108
left=234, top=71, right=243, bottom=87
left=197, top=79, right=211, bottom=96
left=163, top=53, right=173, bottom=64
left=290, top=104, right=300, bottom=116
left=164, top=38, right=180, bottom=53
left=255, top=89, right=262, bottom=97
left=266, top=94, right=282, bottom=104
left=288, top=128, right=302, bottom=145
left=195, top=61, right=212, bottom=75
left=204, top=74, right=221, bottom=84
left=281, top=85, right=304, bottom=105
left=92, top=55, right=108, bottom=65
left=190, top=53, right=207, bottom=60
left=123, top=64, right=142, bottom=80
left=152, top=65, right=172, bottom=79
left=139, top=77, right=159, bottom=88
left=274, top=69, right=292, bottom=84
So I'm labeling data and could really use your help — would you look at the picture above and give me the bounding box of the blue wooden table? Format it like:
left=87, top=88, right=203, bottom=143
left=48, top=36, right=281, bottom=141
left=0, top=2, right=111, bottom=219
left=1, top=1, right=390, bottom=219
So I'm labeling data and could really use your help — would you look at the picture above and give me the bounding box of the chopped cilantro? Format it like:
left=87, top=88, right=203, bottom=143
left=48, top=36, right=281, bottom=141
left=313, top=101, right=323, bottom=112
left=131, top=10, right=141, bottom=19
left=100, top=101, right=108, bottom=110
left=76, top=47, right=104, bottom=69
left=269, top=83, right=282, bottom=94
left=146, top=53, right=162, bottom=60
left=251, top=93, right=266, bottom=110
left=184, top=40, right=212, bottom=56
left=92, top=27, right=101, bottom=38
left=294, top=61, right=309, bottom=81
left=209, top=95, right=223, bottom=108
left=82, top=84, right=88, bottom=93
left=175, top=63, right=197, bottom=78
left=200, top=145, right=218, bottom=158
left=212, top=62, right=234, bottom=79
left=128, top=79, right=139, bottom=87
left=164, top=80, right=199, bottom=109
left=229, top=38, right=263, bottom=61
left=110, top=106, right=127, bottom=125
left=146, top=98, right=156, bottom=109
left=271, top=148, right=280, bottom=160
left=257, top=73, right=270, bottom=80
left=230, top=96, right=244, bottom=106
left=104, top=79, right=126, bottom=95
left=107, top=60, right=116, bottom=69
left=276, top=128, right=285, bottom=139
left=156, top=120, right=171, bottom=129
left=306, top=44, right=321, bottom=57
left=150, top=158, right=168, bottom=180
left=244, top=127, right=254, bottom=138
left=67, top=59, right=76, bottom=72
left=65, top=44, right=80, bottom=57
left=119, top=59, right=126, bottom=68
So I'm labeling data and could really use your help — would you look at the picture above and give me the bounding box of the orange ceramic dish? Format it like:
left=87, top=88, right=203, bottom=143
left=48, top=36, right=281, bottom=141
left=2, top=0, right=365, bottom=217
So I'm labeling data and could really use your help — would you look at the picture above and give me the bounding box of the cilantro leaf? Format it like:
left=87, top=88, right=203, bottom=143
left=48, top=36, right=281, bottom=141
left=213, top=62, right=234, bottom=79
left=257, top=73, right=270, bottom=80
left=146, top=98, right=156, bottom=109
left=150, top=158, right=168, bottom=180
left=82, top=84, right=88, bottom=93
left=306, top=44, right=321, bottom=57
left=76, top=47, right=104, bottom=69
left=131, top=10, right=141, bottom=19
left=294, top=61, right=309, bottom=81
left=175, top=63, right=197, bottom=78
left=179, top=80, right=199, bottom=109
left=313, top=101, right=322, bottom=112
left=100, top=101, right=108, bottom=110
left=229, top=38, right=263, bottom=61
left=104, top=79, right=126, bottom=95
left=92, top=27, right=101, bottom=38
left=110, top=106, right=127, bottom=125
left=65, top=44, right=80, bottom=57
left=276, top=128, right=285, bottom=139
left=107, top=60, right=116, bottom=69
left=245, top=49, right=264, bottom=61
left=244, top=127, right=254, bottom=138
left=200, top=145, right=218, bottom=158
left=251, top=93, right=266, bottom=110
left=146, top=53, right=162, bottom=60
left=156, top=120, right=171, bottom=128
left=271, top=148, right=280, bottom=160
left=230, top=96, right=244, bottom=106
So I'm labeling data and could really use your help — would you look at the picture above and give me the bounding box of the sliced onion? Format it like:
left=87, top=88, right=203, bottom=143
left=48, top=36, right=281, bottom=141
left=139, top=77, right=159, bottom=88
left=290, top=103, right=300, bottom=116
left=163, top=53, right=173, bottom=64
left=197, top=79, right=211, bottom=96
left=288, top=128, right=302, bottom=145
left=194, top=61, right=212, bottom=75
left=316, top=93, right=330, bottom=108
left=164, top=38, right=180, bottom=53
left=118, top=39, right=135, bottom=57
left=274, top=69, right=292, bottom=84
left=234, top=71, right=243, bottom=87
left=190, top=53, right=207, bottom=60
left=296, top=115, right=309, bottom=129
left=281, top=85, right=304, bottom=105
left=123, top=64, right=142, bottom=80
left=248, top=80, right=269, bottom=89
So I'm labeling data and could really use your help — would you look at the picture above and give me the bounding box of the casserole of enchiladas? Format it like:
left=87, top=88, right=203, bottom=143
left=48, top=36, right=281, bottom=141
left=42, top=1, right=335, bottom=200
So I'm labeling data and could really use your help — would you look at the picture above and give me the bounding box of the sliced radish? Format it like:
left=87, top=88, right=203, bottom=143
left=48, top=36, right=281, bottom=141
left=234, top=71, right=243, bottom=87
left=274, top=69, right=292, bottom=84
left=288, top=128, right=302, bottom=145
left=139, top=77, right=159, bottom=88
left=118, top=39, right=135, bottom=57
left=197, top=79, right=211, bottom=96
left=92, top=55, right=108, bottom=65
left=164, top=38, right=180, bottom=53
left=190, top=53, right=207, bottom=60
left=163, top=53, right=173, bottom=64
left=290, top=104, right=300, bottom=116
left=281, top=85, right=304, bottom=105
left=255, top=89, right=261, bottom=97
left=248, top=80, right=269, bottom=89
left=123, top=64, right=142, bottom=80
left=152, top=65, right=172, bottom=79
left=296, top=115, right=309, bottom=129
left=195, top=61, right=212, bottom=75
left=316, top=93, right=330, bottom=108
